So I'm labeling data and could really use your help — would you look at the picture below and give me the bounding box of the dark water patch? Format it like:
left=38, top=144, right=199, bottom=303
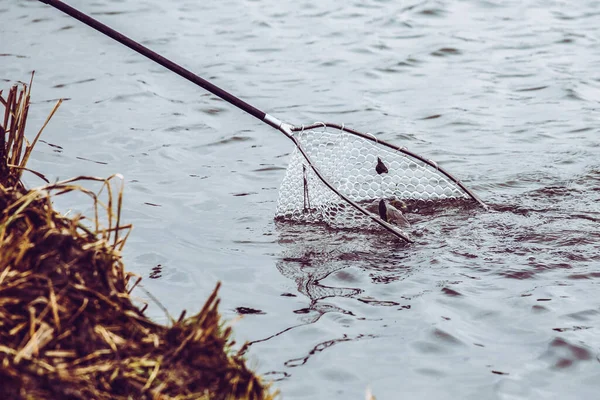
left=308, top=107, right=364, bottom=115
left=553, top=11, right=576, bottom=20
left=567, top=272, right=600, bottom=280
left=144, top=202, right=161, bottom=207
left=320, top=59, right=344, bottom=67
left=236, top=307, right=266, bottom=315
left=393, top=199, right=481, bottom=216
left=532, top=305, right=550, bottom=313
left=397, top=57, right=422, bottom=67
left=417, top=8, right=446, bottom=17
left=149, top=264, right=163, bottom=279
left=542, top=337, right=592, bottom=369
left=329, top=270, right=359, bottom=283
left=567, top=127, right=594, bottom=134
left=451, top=251, right=478, bottom=259
left=431, top=48, right=462, bottom=57
left=248, top=47, right=284, bottom=54
left=96, top=92, right=155, bottom=104
left=496, top=72, right=537, bottom=79
left=564, top=88, right=584, bottom=101
left=90, top=11, right=144, bottom=16
left=40, top=140, right=63, bottom=151
left=200, top=107, right=228, bottom=115
left=432, top=329, right=464, bottom=346
left=372, top=42, right=392, bottom=51
left=358, top=297, right=400, bottom=307
left=557, top=37, right=575, bottom=44
left=491, top=370, right=509, bottom=375
left=497, top=258, right=577, bottom=280
left=293, top=308, right=311, bottom=314
left=378, top=54, right=424, bottom=70
left=524, top=185, right=578, bottom=199
left=53, top=78, right=95, bottom=88
left=0, top=53, right=28, bottom=59
left=75, top=156, right=108, bottom=165
left=501, top=270, right=536, bottom=280
left=515, top=86, right=548, bottom=92
left=421, top=114, right=442, bottom=120
left=491, top=203, right=531, bottom=216
left=441, top=287, right=462, bottom=297
left=203, top=136, right=253, bottom=146
left=553, top=326, right=591, bottom=332
left=164, top=123, right=209, bottom=132
left=414, top=341, right=446, bottom=355
left=141, top=37, right=174, bottom=47
left=253, top=166, right=286, bottom=172
left=445, top=120, right=480, bottom=127
left=565, top=309, right=599, bottom=321
left=232, top=192, right=258, bottom=197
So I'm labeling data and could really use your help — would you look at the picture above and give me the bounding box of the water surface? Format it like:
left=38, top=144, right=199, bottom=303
left=2, top=0, right=599, bottom=398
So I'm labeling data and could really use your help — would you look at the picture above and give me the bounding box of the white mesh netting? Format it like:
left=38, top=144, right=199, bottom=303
left=275, top=127, right=471, bottom=230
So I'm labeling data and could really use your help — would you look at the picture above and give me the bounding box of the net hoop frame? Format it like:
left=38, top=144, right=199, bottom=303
left=274, top=121, right=488, bottom=243
left=290, top=122, right=488, bottom=209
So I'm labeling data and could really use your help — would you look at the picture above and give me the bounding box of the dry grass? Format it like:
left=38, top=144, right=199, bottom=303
left=0, top=79, right=276, bottom=400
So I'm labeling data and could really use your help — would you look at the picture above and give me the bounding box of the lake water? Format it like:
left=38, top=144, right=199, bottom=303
left=2, top=0, right=599, bottom=398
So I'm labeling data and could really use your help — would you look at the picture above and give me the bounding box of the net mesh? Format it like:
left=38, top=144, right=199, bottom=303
left=275, top=126, right=471, bottom=230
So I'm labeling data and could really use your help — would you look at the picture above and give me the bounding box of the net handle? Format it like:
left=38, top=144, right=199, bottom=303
left=291, top=122, right=488, bottom=209
left=37, top=0, right=296, bottom=134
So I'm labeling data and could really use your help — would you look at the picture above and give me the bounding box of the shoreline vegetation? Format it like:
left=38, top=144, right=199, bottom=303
left=0, top=80, right=277, bottom=399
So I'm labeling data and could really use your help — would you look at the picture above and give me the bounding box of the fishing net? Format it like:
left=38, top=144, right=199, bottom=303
left=275, top=123, right=485, bottom=241
left=34, top=0, right=484, bottom=244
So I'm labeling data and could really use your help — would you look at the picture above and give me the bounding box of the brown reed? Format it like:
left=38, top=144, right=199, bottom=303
left=0, top=80, right=276, bottom=400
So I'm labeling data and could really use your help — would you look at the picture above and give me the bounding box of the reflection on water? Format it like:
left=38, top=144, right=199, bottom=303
left=2, top=0, right=600, bottom=398
left=247, top=167, right=600, bottom=396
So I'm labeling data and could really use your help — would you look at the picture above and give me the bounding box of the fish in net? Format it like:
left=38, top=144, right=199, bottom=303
left=275, top=123, right=487, bottom=242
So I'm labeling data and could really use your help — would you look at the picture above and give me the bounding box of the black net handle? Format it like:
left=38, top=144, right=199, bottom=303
left=36, top=0, right=291, bottom=132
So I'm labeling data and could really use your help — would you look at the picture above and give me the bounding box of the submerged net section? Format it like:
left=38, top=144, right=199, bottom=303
left=276, top=125, right=475, bottom=231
